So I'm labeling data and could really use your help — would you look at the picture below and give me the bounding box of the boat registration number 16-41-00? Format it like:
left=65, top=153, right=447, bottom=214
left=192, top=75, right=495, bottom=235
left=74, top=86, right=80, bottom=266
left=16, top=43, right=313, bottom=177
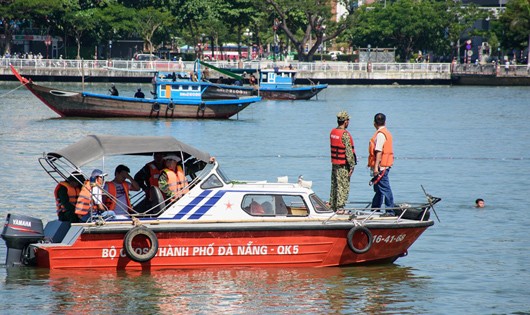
left=372, top=234, right=407, bottom=244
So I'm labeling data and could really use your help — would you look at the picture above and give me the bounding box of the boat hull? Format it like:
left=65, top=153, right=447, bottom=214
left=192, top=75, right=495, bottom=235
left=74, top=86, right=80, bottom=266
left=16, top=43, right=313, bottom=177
left=32, top=221, right=432, bottom=270
left=256, top=85, right=327, bottom=100
left=11, top=66, right=258, bottom=119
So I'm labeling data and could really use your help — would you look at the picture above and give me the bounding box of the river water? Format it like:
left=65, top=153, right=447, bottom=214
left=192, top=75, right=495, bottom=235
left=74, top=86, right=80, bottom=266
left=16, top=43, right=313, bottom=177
left=0, top=82, right=529, bottom=314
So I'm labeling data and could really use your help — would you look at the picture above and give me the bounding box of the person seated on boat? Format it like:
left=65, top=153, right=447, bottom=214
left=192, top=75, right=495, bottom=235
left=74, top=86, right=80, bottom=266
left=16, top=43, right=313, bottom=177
left=134, top=88, right=145, bottom=98
left=249, top=74, right=257, bottom=86
left=103, top=165, right=141, bottom=217
left=249, top=201, right=265, bottom=215
left=158, top=155, right=189, bottom=203
left=217, top=76, right=225, bottom=84
left=234, top=79, right=242, bottom=86
left=190, top=72, right=198, bottom=82
left=55, top=172, right=85, bottom=223
left=109, top=84, right=119, bottom=96
left=75, top=169, right=116, bottom=222
left=134, top=152, right=166, bottom=199
left=261, top=201, right=274, bottom=215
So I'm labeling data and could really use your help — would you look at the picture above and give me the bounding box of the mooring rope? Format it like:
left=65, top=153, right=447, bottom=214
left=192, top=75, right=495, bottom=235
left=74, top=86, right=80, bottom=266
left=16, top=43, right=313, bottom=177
left=0, top=81, right=28, bottom=98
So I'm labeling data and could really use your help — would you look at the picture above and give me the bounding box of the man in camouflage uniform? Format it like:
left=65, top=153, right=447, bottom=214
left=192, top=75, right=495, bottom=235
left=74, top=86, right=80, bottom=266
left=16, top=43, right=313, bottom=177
left=329, top=111, right=357, bottom=213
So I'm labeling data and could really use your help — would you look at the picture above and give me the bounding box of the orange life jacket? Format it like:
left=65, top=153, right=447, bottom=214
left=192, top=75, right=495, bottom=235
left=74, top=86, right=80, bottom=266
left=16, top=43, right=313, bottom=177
left=368, top=127, right=394, bottom=168
left=147, top=162, right=161, bottom=187
left=103, top=181, right=131, bottom=211
left=75, top=181, right=96, bottom=217
left=54, top=181, right=80, bottom=214
left=161, top=165, right=189, bottom=201
left=330, top=128, right=355, bottom=165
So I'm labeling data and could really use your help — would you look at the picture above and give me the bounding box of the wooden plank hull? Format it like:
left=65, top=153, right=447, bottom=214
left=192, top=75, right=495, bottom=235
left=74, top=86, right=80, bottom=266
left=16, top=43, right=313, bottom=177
left=11, top=66, right=259, bottom=119
left=257, top=85, right=327, bottom=100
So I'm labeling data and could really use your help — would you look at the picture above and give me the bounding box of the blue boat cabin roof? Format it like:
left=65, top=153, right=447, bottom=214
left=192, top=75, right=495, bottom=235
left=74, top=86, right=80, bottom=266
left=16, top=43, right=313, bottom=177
left=259, top=68, right=296, bottom=87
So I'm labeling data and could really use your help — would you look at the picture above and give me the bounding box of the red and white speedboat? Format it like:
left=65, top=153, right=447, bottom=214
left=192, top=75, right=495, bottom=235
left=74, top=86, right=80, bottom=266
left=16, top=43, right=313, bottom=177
left=1, top=135, right=439, bottom=270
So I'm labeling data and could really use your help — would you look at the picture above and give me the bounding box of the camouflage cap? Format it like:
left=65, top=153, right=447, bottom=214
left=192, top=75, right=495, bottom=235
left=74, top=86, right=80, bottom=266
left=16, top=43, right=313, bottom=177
left=337, top=110, right=350, bottom=121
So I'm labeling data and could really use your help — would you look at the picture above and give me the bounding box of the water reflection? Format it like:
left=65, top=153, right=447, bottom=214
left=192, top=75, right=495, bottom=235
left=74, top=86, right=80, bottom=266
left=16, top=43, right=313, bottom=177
left=2, top=265, right=428, bottom=314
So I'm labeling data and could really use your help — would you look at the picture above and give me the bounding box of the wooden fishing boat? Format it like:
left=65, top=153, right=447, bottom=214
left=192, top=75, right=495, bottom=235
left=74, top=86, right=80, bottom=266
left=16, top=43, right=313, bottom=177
left=10, top=65, right=261, bottom=119
left=199, top=61, right=327, bottom=100
left=1, top=135, right=440, bottom=270
left=256, top=68, right=328, bottom=100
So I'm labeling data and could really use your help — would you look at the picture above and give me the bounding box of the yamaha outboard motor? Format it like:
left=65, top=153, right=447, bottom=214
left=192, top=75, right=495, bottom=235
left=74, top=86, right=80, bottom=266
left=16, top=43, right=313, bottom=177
left=1, top=214, right=44, bottom=267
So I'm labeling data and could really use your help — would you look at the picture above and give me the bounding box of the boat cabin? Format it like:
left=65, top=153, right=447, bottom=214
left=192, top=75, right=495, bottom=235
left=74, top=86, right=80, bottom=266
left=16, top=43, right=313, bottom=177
left=152, top=72, right=203, bottom=101
left=259, top=68, right=297, bottom=89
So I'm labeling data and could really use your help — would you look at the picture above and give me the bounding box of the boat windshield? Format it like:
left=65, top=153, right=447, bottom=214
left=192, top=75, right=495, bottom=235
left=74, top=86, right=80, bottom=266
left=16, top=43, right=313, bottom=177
left=195, top=162, right=231, bottom=184
left=215, top=165, right=231, bottom=183
left=310, top=193, right=333, bottom=213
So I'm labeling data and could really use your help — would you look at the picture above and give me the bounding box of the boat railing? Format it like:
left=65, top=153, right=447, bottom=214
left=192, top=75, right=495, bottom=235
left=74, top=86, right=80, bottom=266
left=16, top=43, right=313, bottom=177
left=324, top=199, right=439, bottom=224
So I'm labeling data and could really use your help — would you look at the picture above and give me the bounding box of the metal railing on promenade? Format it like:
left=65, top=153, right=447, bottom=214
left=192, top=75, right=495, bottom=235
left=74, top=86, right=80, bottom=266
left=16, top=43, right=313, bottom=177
left=1, top=57, right=452, bottom=74
left=2, top=57, right=528, bottom=79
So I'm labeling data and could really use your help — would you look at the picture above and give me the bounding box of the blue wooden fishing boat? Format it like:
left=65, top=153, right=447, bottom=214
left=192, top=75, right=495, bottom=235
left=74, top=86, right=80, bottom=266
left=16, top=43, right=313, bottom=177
left=11, top=65, right=261, bottom=119
left=256, top=68, right=328, bottom=100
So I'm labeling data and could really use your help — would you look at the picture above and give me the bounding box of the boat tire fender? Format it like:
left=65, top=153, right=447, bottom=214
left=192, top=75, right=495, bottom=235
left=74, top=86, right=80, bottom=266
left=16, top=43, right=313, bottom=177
left=347, top=226, right=373, bottom=254
left=152, top=102, right=160, bottom=112
left=124, top=226, right=159, bottom=262
left=168, top=101, right=175, bottom=110
left=199, top=102, right=206, bottom=111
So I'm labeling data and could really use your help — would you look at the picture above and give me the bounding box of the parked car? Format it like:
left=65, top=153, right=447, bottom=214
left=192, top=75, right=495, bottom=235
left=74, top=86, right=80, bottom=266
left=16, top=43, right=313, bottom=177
left=133, top=53, right=160, bottom=61
left=329, top=51, right=343, bottom=61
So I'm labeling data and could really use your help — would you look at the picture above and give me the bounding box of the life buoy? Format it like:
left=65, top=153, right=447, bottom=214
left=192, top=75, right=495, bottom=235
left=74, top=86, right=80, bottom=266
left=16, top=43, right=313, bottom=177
left=123, top=226, right=159, bottom=262
left=347, top=226, right=373, bottom=254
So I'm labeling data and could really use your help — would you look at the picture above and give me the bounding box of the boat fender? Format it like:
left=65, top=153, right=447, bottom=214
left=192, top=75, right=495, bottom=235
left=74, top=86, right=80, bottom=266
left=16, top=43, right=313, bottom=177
left=167, top=101, right=175, bottom=110
left=123, top=226, right=159, bottom=263
left=311, top=86, right=317, bottom=93
left=346, top=226, right=373, bottom=254
left=152, top=102, right=160, bottom=112
left=199, top=102, right=206, bottom=111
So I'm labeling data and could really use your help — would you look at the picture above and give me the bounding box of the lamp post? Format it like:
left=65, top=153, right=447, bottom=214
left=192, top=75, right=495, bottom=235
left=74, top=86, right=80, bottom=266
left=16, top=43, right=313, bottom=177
left=367, top=44, right=371, bottom=62
left=108, top=40, right=112, bottom=59
left=273, top=19, right=280, bottom=62
left=244, top=28, right=253, bottom=60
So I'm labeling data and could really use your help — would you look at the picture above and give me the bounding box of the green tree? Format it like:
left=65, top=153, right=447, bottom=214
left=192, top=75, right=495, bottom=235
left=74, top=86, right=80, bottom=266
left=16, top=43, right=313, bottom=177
left=134, top=7, right=173, bottom=56
left=0, top=0, right=66, bottom=55
left=263, top=0, right=357, bottom=62
left=345, top=0, right=483, bottom=62
left=499, top=0, right=530, bottom=64
left=63, top=8, right=99, bottom=59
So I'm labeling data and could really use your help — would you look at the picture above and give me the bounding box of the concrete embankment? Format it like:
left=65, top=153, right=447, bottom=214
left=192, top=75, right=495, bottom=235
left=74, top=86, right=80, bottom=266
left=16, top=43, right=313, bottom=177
left=0, top=60, right=452, bottom=85
left=1, top=60, right=529, bottom=85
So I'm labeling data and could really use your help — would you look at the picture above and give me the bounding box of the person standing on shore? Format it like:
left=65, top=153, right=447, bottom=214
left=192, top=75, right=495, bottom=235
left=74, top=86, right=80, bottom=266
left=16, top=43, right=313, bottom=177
left=368, top=113, right=395, bottom=214
left=329, top=110, right=357, bottom=213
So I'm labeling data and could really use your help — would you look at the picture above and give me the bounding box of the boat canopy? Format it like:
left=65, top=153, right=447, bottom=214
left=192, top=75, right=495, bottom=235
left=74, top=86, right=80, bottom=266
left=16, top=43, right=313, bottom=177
left=46, top=135, right=211, bottom=167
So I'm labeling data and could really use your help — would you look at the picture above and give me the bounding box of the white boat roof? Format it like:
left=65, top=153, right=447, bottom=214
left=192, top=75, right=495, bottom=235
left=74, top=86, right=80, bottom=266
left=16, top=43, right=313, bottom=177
left=47, top=134, right=211, bottom=167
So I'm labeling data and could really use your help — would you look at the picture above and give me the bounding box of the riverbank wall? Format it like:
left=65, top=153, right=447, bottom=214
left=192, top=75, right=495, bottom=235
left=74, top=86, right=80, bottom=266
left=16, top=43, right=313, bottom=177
left=1, top=58, right=529, bottom=86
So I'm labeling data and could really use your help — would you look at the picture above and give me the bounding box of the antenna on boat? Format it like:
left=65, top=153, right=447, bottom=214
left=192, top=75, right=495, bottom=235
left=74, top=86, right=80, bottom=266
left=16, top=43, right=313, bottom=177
left=421, top=185, right=441, bottom=222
